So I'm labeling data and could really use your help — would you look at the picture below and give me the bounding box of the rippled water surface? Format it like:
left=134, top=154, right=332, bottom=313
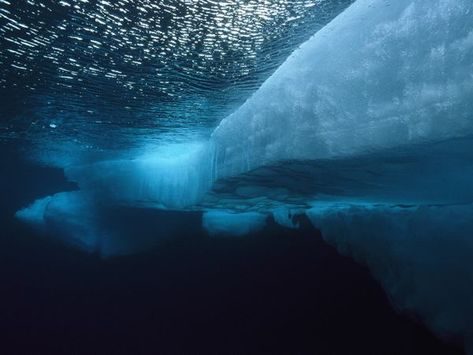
left=1, top=0, right=352, bottom=149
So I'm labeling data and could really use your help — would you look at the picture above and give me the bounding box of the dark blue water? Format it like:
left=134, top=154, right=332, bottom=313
left=0, top=144, right=463, bottom=354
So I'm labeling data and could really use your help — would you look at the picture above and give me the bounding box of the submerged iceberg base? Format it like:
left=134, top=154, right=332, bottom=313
left=15, top=192, right=203, bottom=257
left=307, top=202, right=473, bottom=351
left=201, top=202, right=473, bottom=351
left=16, top=194, right=473, bottom=351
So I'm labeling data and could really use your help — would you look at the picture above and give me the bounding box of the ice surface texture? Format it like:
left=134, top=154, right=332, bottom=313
left=211, top=0, right=473, bottom=178
left=65, top=142, right=215, bottom=209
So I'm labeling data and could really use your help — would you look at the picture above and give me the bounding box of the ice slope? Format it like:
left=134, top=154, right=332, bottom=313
left=211, top=0, right=473, bottom=180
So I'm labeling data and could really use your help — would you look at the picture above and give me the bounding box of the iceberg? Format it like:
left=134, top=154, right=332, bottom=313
left=16, top=0, right=473, bottom=349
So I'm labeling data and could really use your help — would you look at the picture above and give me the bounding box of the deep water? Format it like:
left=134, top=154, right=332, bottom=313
left=0, top=144, right=464, bottom=354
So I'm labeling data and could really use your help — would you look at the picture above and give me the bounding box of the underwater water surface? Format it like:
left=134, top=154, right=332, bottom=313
left=1, top=0, right=473, bottom=353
